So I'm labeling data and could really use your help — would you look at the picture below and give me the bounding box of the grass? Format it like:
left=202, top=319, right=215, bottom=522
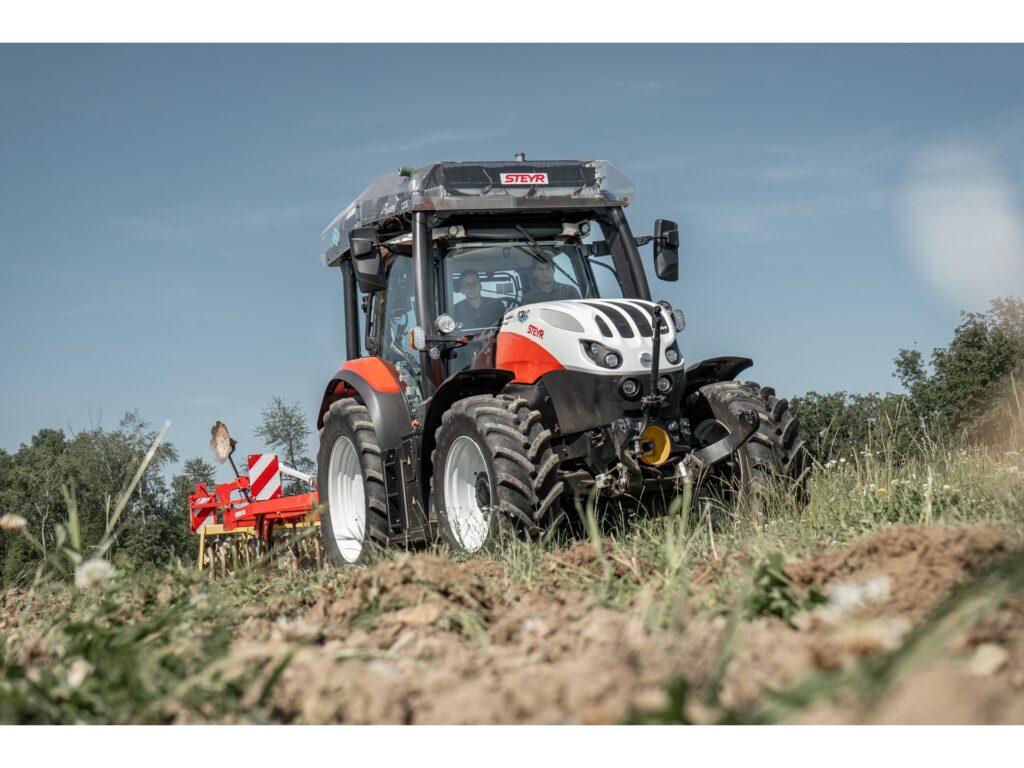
left=2, top=426, right=1024, bottom=723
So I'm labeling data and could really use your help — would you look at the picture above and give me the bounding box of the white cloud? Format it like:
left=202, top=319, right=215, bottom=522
left=902, top=145, right=1024, bottom=308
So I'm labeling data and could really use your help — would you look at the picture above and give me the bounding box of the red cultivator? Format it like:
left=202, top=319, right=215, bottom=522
left=188, top=424, right=320, bottom=572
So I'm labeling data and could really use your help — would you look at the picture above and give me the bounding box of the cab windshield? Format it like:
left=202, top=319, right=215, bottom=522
left=441, top=239, right=599, bottom=337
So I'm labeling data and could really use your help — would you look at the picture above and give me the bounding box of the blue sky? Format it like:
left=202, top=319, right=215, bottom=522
left=2, top=44, right=1023, bottom=475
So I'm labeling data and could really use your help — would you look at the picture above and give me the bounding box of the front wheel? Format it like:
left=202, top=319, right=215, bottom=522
left=431, top=394, right=564, bottom=553
left=317, top=399, right=388, bottom=566
left=688, top=380, right=808, bottom=522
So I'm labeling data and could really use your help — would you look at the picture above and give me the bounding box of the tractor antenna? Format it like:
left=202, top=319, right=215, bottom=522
left=514, top=152, right=525, bottom=162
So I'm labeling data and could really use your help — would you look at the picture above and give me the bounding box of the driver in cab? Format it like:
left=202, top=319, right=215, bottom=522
left=452, top=270, right=506, bottom=331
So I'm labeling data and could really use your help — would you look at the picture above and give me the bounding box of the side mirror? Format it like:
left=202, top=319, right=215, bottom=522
left=653, top=219, right=679, bottom=281
left=348, top=227, right=387, bottom=293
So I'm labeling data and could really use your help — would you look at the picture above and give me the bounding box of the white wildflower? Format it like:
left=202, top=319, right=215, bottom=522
left=942, top=484, right=951, bottom=492
left=75, top=559, right=115, bottom=590
left=818, top=575, right=891, bottom=623
left=838, top=457, right=847, bottom=464
left=824, top=460, right=837, bottom=470
left=0, top=513, right=27, bottom=532
left=67, top=659, right=93, bottom=689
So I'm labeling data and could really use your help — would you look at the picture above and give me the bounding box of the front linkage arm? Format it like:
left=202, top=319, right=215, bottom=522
left=682, top=408, right=760, bottom=476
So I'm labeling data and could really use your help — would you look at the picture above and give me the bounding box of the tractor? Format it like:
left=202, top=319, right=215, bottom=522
left=315, top=156, right=807, bottom=566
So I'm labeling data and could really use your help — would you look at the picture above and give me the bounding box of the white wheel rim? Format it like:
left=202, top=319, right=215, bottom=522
left=327, top=435, right=365, bottom=562
left=443, top=435, right=491, bottom=552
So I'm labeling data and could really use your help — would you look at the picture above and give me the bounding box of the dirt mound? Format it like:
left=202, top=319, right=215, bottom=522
left=251, top=585, right=669, bottom=723
left=785, top=524, right=1014, bottom=617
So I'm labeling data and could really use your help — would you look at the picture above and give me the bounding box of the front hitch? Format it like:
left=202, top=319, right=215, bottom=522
left=682, top=408, right=760, bottom=475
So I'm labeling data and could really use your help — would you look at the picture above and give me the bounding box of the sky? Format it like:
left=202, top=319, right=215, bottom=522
left=2, top=44, right=1024, bottom=477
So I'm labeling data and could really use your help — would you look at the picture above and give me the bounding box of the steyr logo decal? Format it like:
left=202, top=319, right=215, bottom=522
left=501, top=172, right=549, bottom=185
left=527, top=324, right=544, bottom=339
left=517, top=309, right=529, bottom=323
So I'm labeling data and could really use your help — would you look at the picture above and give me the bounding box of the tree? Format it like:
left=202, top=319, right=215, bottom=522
left=895, top=296, right=1024, bottom=441
left=254, top=396, right=315, bottom=493
left=0, top=413, right=182, bottom=586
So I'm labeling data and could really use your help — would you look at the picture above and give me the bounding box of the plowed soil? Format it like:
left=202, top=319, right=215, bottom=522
left=170, top=525, right=1024, bottom=724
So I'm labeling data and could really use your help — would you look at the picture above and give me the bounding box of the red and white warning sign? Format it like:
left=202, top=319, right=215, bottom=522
left=247, top=453, right=282, bottom=501
left=191, top=494, right=214, bottom=530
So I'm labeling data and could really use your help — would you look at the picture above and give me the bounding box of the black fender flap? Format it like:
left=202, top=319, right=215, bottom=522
left=682, top=356, right=753, bottom=402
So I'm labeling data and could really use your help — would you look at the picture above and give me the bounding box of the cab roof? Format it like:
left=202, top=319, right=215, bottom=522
left=319, top=159, right=635, bottom=267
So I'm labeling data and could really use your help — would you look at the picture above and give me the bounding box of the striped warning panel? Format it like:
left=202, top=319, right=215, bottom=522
left=192, top=496, right=214, bottom=530
left=248, top=453, right=282, bottom=501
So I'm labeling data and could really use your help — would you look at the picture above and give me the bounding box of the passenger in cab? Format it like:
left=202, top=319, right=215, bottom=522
left=523, top=258, right=581, bottom=304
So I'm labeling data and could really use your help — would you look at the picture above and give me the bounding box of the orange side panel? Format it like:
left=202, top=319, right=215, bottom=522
left=339, top=356, right=402, bottom=393
left=495, top=332, right=565, bottom=384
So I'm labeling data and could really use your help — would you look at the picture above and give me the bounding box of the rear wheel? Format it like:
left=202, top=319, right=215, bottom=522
left=317, top=399, right=388, bottom=566
left=689, top=380, right=808, bottom=523
left=431, top=394, right=564, bottom=553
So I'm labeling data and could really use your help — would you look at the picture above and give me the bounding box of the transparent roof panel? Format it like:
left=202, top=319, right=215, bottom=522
left=319, top=159, right=635, bottom=266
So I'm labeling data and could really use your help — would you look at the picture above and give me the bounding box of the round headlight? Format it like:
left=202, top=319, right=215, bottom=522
left=579, top=221, right=591, bottom=236
left=657, top=375, right=673, bottom=394
left=604, top=352, right=621, bottom=368
left=667, top=420, right=680, bottom=433
left=436, top=313, right=456, bottom=334
left=621, top=378, right=640, bottom=398
left=665, top=347, right=680, bottom=364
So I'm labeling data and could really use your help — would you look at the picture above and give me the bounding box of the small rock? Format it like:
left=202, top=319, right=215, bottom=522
left=969, top=643, right=1009, bottom=677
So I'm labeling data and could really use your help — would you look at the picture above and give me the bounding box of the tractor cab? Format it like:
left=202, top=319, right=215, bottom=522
left=319, top=158, right=677, bottom=411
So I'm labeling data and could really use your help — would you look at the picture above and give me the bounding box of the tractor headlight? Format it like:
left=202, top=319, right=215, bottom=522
left=620, top=378, right=641, bottom=398
left=435, top=313, right=456, bottom=334
left=665, top=345, right=681, bottom=364
left=657, top=375, right=673, bottom=394
left=581, top=340, right=622, bottom=369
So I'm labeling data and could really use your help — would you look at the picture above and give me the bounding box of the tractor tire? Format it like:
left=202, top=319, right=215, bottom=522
left=431, top=393, right=565, bottom=553
left=317, top=399, right=389, bottom=566
left=688, top=380, right=808, bottom=522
